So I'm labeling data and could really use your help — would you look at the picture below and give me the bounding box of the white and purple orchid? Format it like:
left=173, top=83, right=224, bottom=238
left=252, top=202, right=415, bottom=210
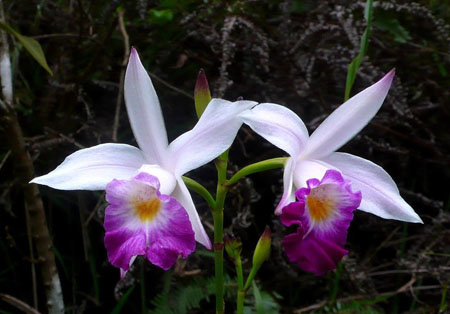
left=239, top=70, right=422, bottom=224
left=31, top=48, right=256, bottom=273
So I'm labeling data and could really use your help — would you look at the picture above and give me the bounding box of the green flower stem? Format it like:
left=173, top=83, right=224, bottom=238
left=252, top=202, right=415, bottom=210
left=235, top=256, right=245, bottom=314
left=237, top=290, right=246, bottom=314
left=213, top=150, right=230, bottom=314
left=212, top=208, right=225, bottom=314
left=235, top=256, right=244, bottom=290
left=243, top=266, right=258, bottom=291
left=182, top=176, right=216, bottom=209
left=226, top=157, right=287, bottom=186
left=237, top=266, right=259, bottom=314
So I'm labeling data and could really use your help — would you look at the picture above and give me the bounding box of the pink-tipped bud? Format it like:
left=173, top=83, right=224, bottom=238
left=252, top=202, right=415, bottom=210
left=252, top=227, right=272, bottom=270
left=194, top=69, right=212, bottom=118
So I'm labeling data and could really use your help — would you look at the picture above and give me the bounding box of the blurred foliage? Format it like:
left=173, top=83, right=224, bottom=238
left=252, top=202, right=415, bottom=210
left=1, top=0, right=450, bottom=313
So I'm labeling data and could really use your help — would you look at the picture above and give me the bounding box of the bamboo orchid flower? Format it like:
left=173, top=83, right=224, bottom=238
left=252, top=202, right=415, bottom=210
left=240, top=70, right=422, bottom=223
left=31, top=48, right=256, bottom=272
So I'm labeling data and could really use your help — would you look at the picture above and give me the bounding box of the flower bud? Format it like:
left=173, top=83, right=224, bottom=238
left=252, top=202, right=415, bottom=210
left=194, top=69, right=211, bottom=118
left=252, top=227, right=272, bottom=270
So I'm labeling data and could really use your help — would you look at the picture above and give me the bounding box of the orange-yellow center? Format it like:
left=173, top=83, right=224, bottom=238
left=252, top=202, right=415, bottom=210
left=134, top=198, right=161, bottom=222
left=306, top=195, right=334, bottom=222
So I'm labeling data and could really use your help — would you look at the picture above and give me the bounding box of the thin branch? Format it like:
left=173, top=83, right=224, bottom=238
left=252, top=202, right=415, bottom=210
left=0, top=149, right=11, bottom=171
left=148, top=71, right=194, bottom=100
left=293, top=278, right=443, bottom=313
left=31, top=33, right=87, bottom=39
left=112, top=10, right=130, bottom=142
left=25, top=202, right=38, bottom=308
left=0, top=293, right=42, bottom=314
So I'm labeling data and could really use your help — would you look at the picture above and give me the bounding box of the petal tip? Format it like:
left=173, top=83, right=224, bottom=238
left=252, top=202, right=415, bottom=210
left=129, top=47, right=140, bottom=65
left=203, top=237, right=212, bottom=250
left=382, top=68, right=396, bottom=85
left=414, top=214, right=424, bottom=224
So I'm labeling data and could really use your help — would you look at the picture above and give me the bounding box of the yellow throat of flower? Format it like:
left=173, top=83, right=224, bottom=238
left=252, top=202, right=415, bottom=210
left=307, top=192, right=334, bottom=222
left=134, top=198, right=161, bottom=222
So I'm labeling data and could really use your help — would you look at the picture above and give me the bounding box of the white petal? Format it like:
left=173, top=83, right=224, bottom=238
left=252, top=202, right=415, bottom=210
left=275, top=157, right=296, bottom=215
left=138, top=164, right=177, bottom=195
left=168, top=99, right=257, bottom=176
left=322, top=152, right=422, bottom=223
left=124, top=48, right=168, bottom=163
left=172, top=178, right=212, bottom=249
left=30, top=143, right=144, bottom=190
left=302, top=70, right=395, bottom=159
left=239, top=103, right=309, bottom=157
left=293, top=159, right=337, bottom=188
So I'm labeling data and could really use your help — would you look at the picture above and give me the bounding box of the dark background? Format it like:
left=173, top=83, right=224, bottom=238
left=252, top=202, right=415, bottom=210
left=1, top=0, right=449, bottom=313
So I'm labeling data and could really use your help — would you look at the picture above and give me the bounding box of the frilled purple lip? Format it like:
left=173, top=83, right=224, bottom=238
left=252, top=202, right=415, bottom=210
left=281, top=170, right=361, bottom=275
left=104, top=173, right=195, bottom=276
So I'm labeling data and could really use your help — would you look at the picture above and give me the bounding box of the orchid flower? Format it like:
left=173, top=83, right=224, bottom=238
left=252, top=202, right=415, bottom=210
left=281, top=170, right=361, bottom=275
left=31, top=48, right=256, bottom=272
left=239, top=70, right=422, bottom=223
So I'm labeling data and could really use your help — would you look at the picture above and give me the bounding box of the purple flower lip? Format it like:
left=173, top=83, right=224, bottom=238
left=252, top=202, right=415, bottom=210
left=281, top=170, right=361, bottom=275
left=104, top=173, right=196, bottom=275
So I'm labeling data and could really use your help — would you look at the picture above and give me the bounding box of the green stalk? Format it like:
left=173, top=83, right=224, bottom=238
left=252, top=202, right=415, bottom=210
left=237, top=290, right=246, bottom=314
left=235, top=257, right=245, bottom=314
left=182, top=176, right=216, bottom=209
left=226, top=157, right=287, bottom=186
left=243, top=267, right=258, bottom=291
left=213, top=150, right=229, bottom=314
left=236, top=268, right=257, bottom=314
left=235, top=257, right=244, bottom=290
left=212, top=209, right=225, bottom=314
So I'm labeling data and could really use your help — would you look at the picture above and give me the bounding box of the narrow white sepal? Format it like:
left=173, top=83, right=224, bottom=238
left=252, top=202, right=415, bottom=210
left=30, top=143, right=145, bottom=190
left=302, top=70, right=395, bottom=159
left=125, top=48, right=169, bottom=164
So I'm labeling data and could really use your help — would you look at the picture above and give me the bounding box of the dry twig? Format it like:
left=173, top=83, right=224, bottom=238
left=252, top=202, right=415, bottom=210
left=0, top=293, right=41, bottom=314
left=112, top=10, right=130, bottom=142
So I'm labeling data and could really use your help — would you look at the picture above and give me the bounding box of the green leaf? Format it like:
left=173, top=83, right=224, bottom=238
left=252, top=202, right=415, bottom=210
left=363, top=0, right=372, bottom=21
left=344, top=56, right=360, bottom=101
left=344, top=0, right=373, bottom=101
left=252, top=281, right=280, bottom=314
left=0, top=22, right=53, bottom=75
